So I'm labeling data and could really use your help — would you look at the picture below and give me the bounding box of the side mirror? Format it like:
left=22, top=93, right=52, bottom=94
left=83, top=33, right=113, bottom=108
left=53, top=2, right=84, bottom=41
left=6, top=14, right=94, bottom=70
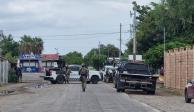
left=187, top=80, right=192, bottom=83
left=187, top=80, right=192, bottom=84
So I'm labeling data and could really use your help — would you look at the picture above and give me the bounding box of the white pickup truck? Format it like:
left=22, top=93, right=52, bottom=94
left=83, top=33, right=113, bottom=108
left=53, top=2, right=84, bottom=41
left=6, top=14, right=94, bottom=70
left=44, top=65, right=101, bottom=84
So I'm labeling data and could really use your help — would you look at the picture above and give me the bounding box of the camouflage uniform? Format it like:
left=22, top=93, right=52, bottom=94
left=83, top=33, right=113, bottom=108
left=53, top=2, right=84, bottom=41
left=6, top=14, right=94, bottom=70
left=66, top=67, right=71, bottom=84
left=79, top=66, right=89, bottom=92
left=16, top=67, right=22, bottom=83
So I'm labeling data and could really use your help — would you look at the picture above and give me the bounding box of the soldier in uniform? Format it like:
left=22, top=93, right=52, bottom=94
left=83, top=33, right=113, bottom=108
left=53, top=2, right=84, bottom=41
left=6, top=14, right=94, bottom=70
left=15, top=65, right=22, bottom=83
left=79, top=64, right=89, bottom=92
left=65, top=65, right=71, bottom=84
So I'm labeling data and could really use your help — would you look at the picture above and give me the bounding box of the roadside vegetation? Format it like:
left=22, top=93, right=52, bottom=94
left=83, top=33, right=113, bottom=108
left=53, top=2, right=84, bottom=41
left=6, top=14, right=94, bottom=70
left=125, top=0, right=194, bottom=70
left=0, top=35, right=43, bottom=63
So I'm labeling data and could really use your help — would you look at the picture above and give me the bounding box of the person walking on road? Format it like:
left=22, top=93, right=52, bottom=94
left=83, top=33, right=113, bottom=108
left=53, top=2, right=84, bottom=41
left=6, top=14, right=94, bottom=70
left=79, top=64, right=89, bottom=92
left=65, top=65, right=71, bottom=84
left=15, top=65, right=22, bottom=83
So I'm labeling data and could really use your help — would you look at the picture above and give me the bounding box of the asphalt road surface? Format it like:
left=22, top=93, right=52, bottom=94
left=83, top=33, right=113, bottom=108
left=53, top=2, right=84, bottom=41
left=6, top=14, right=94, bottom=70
left=0, top=82, right=159, bottom=112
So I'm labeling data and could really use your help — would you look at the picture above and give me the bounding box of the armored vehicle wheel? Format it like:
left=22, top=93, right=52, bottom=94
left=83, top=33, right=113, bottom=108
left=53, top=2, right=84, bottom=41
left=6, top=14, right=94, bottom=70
left=56, top=75, right=65, bottom=84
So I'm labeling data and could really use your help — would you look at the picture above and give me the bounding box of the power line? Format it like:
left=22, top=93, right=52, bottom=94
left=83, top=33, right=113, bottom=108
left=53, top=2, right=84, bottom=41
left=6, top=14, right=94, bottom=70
left=12, top=31, right=130, bottom=40
left=2, top=24, right=131, bottom=32
left=38, top=31, right=128, bottom=37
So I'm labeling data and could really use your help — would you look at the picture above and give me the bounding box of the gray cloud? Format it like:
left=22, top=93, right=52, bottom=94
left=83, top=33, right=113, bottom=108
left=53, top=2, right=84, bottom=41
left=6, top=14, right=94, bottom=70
left=0, top=0, right=159, bottom=55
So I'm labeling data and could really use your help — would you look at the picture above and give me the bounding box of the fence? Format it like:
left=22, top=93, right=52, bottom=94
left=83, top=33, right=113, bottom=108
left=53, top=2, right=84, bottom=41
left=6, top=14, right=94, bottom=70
left=164, top=46, right=194, bottom=90
left=0, top=57, right=9, bottom=84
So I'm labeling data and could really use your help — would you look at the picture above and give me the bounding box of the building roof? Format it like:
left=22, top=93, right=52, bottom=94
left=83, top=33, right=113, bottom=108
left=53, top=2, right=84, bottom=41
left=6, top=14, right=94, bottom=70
left=42, top=54, right=59, bottom=61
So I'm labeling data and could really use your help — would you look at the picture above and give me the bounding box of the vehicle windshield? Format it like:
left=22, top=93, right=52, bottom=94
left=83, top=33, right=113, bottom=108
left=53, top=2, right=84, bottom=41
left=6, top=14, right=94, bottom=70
left=124, top=63, right=150, bottom=75
left=191, top=78, right=194, bottom=84
left=69, top=66, right=80, bottom=71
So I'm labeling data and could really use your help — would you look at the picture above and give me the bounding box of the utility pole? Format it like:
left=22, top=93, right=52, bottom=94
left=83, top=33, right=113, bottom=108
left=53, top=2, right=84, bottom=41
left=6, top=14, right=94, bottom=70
left=0, top=30, right=3, bottom=56
left=119, top=23, right=122, bottom=60
left=98, top=41, right=101, bottom=70
left=0, top=30, right=3, bottom=41
left=98, top=41, right=101, bottom=56
left=130, top=5, right=137, bottom=61
left=55, top=48, right=59, bottom=54
left=108, top=47, right=110, bottom=58
left=163, top=27, right=166, bottom=55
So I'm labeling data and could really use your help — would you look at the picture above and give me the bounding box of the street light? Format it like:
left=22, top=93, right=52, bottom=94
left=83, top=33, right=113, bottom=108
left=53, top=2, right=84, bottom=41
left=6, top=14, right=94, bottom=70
left=0, top=48, right=2, bottom=56
left=55, top=48, right=59, bottom=54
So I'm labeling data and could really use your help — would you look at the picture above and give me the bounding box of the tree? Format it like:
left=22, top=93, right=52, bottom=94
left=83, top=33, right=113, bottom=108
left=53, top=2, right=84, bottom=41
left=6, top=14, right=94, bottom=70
left=84, top=44, right=119, bottom=66
left=63, top=51, right=84, bottom=65
left=144, top=41, right=188, bottom=69
left=0, top=34, right=19, bottom=62
left=125, top=0, right=194, bottom=69
left=91, top=55, right=107, bottom=70
left=19, top=35, right=43, bottom=54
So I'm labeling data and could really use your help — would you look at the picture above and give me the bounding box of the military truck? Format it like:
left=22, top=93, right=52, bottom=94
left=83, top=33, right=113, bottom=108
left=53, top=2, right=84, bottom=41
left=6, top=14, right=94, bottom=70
left=43, top=54, right=66, bottom=84
left=115, top=62, right=158, bottom=94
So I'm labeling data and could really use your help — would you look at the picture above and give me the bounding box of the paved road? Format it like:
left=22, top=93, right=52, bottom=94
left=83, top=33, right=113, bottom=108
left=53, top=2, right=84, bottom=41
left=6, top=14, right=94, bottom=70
left=0, top=82, right=159, bottom=112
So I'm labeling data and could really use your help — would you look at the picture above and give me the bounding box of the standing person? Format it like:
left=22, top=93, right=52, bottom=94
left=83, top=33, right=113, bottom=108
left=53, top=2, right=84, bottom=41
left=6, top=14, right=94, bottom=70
left=79, top=64, right=89, bottom=92
left=65, top=65, right=71, bottom=84
left=16, top=65, right=22, bottom=83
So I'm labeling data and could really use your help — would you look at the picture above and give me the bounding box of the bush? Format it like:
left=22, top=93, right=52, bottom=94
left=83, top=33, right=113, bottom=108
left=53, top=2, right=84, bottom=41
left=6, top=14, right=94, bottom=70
left=8, top=68, right=18, bottom=83
left=144, top=41, right=188, bottom=70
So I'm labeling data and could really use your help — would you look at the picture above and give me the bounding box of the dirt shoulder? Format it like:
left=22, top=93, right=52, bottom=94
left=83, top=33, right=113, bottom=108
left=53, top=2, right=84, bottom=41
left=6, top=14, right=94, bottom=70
left=128, top=87, right=194, bottom=112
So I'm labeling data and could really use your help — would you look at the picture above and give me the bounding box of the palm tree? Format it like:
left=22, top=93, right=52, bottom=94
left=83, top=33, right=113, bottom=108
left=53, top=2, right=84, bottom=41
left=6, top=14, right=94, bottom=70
left=19, top=35, right=44, bottom=55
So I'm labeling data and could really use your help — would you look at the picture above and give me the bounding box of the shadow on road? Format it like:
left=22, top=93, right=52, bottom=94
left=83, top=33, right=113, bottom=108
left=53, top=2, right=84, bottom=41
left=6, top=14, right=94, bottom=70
left=125, top=90, right=148, bottom=95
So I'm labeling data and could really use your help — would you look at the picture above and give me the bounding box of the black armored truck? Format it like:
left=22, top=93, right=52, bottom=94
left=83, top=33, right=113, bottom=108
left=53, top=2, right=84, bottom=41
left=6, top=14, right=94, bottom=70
left=114, top=62, right=158, bottom=94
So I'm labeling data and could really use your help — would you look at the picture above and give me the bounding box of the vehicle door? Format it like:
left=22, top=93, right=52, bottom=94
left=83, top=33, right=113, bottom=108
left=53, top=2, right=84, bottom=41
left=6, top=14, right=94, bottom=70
left=69, top=65, right=80, bottom=80
left=187, top=78, right=194, bottom=97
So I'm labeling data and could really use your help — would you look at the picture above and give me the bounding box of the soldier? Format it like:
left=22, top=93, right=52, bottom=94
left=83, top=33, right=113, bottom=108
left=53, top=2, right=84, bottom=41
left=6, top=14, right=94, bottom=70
left=15, top=65, right=22, bottom=83
left=79, top=64, right=89, bottom=92
left=65, top=65, right=71, bottom=84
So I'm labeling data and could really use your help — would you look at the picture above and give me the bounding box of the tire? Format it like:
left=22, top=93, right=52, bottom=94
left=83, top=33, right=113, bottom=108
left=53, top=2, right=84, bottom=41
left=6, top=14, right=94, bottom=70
left=185, top=90, right=192, bottom=103
left=147, top=90, right=156, bottom=95
left=51, top=80, right=56, bottom=84
left=56, top=75, right=65, bottom=84
left=114, top=83, right=117, bottom=88
left=106, top=78, right=109, bottom=83
left=91, top=76, right=99, bottom=84
left=121, top=89, right=125, bottom=92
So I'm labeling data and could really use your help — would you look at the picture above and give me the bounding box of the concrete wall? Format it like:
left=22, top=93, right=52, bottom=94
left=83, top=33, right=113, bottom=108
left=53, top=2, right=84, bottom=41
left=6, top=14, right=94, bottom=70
left=0, top=58, right=9, bottom=84
left=164, top=46, right=194, bottom=90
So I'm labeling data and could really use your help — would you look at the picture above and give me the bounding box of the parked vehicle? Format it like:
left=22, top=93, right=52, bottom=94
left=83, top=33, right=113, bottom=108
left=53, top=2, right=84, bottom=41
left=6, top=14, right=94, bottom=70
left=185, top=78, right=194, bottom=103
left=88, top=70, right=101, bottom=84
left=100, top=65, right=116, bottom=83
left=44, top=67, right=66, bottom=84
left=69, top=65, right=81, bottom=81
left=115, top=62, right=158, bottom=94
left=104, top=68, right=116, bottom=83
left=69, top=65, right=101, bottom=84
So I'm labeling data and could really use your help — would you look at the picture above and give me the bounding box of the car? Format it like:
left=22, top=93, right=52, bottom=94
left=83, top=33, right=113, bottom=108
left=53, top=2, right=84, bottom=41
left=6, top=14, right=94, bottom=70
left=185, top=78, right=194, bottom=103
left=115, top=62, right=158, bottom=94
left=104, top=67, right=116, bottom=83
left=100, top=65, right=116, bottom=83
left=69, top=65, right=81, bottom=81
left=88, top=70, right=101, bottom=84
left=69, top=65, right=101, bottom=84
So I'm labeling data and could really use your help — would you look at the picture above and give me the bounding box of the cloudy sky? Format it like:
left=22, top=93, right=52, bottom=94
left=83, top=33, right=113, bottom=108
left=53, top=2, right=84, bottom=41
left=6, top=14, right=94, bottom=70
left=0, top=0, right=159, bottom=55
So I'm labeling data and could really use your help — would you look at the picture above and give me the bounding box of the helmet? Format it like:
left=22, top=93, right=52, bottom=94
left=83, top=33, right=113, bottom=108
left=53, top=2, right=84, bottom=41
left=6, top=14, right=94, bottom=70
left=81, top=63, right=85, bottom=67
